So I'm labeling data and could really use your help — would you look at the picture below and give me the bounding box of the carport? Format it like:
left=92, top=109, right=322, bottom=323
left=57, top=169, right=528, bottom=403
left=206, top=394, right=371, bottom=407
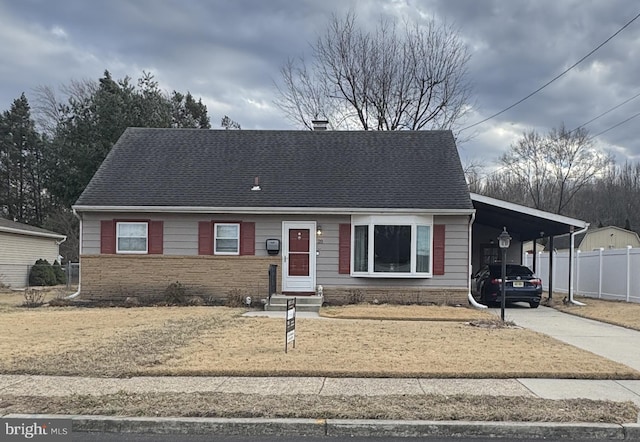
left=470, top=193, right=589, bottom=301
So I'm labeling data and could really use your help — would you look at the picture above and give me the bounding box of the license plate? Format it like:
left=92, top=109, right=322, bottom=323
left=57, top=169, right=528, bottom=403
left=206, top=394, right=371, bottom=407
left=513, top=281, right=524, bottom=288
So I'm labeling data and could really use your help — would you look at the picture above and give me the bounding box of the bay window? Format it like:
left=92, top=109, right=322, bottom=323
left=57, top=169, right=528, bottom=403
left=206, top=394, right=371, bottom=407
left=352, top=215, right=432, bottom=277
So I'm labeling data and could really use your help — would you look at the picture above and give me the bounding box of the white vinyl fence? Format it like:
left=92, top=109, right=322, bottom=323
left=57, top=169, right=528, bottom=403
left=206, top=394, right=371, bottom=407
left=523, top=247, right=640, bottom=303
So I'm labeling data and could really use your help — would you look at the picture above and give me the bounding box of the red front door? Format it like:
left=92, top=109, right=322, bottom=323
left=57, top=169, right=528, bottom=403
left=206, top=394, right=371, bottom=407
left=282, top=221, right=316, bottom=292
left=288, top=229, right=310, bottom=276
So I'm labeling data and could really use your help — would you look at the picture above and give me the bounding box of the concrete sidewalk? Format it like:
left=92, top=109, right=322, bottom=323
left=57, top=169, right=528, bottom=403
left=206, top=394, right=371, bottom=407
left=2, top=374, right=640, bottom=407
left=2, top=375, right=640, bottom=439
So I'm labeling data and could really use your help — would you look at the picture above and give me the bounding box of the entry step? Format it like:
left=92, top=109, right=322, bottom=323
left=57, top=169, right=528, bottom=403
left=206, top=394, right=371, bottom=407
left=264, top=294, right=323, bottom=312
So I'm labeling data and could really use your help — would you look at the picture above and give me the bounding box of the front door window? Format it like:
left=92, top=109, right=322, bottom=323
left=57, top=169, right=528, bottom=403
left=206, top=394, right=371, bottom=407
left=288, top=229, right=310, bottom=276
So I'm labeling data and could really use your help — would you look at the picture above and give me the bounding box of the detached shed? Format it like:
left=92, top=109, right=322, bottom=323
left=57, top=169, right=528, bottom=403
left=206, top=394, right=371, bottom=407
left=552, top=226, right=640, bottom=251
left=0, top=218, right=66, bottom=288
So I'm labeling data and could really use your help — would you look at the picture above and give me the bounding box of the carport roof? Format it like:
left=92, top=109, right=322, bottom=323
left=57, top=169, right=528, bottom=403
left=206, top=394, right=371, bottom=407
left=471, top=193, right=588, bottom=241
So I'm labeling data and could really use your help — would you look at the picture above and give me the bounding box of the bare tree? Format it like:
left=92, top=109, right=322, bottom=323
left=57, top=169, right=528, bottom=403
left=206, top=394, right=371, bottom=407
left=221, top=115, right=242, bottom=130
left=32, top=79, right=98, bottom=136
left=499, top=124, right=613, bottom=214
left=274, top=11, right=473, bottom=131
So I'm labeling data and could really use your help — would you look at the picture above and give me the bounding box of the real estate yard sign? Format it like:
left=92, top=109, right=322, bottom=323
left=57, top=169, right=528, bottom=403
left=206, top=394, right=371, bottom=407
left=285, top=298, right=296, bottom=353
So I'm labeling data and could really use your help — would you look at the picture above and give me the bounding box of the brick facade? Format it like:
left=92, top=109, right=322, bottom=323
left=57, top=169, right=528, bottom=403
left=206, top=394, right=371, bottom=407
left=80, top=255, right=468, bottom=305
left=80, top=255, right=280, bottom=301
left=322, top=286, right=468, bottom=306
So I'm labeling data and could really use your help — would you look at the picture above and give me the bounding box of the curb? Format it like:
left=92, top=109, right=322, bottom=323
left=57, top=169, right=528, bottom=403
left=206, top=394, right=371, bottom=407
left=4, top=414, right=640, bottom=439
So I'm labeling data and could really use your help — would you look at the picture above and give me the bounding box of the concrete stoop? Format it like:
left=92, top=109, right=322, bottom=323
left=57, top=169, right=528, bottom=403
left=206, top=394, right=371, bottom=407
left=264, top=294, right=323, bottom=312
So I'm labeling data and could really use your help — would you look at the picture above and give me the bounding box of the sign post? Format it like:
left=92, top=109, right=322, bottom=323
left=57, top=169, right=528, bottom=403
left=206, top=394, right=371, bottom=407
left=285, top=298, right=296, bottom=353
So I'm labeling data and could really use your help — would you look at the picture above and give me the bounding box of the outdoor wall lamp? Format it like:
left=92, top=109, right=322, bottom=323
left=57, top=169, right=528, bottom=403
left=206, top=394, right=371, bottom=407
left=498, top=227, right=511, bottom=321
left=316, top=225, right=322, bottom=236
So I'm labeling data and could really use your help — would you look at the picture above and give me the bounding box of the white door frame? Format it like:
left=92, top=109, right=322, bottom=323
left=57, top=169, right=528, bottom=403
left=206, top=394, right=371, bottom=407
left=282, top=221, right=316, bottom=292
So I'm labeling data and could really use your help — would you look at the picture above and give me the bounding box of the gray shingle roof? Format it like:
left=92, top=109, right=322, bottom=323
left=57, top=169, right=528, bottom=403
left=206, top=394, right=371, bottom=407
left=75, top=128, right=473, bottom=210
left=0, top=218, right=65, bottom=238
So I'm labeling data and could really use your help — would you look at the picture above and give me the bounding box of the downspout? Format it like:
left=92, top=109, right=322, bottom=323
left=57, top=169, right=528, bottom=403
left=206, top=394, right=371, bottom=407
left=568, top=223, right=589, bottom=305
left=466, top=212, right=487, bottom=309
left=65, top=208, right=82, bottom=299
left=55, top=236, right=67, bottom=267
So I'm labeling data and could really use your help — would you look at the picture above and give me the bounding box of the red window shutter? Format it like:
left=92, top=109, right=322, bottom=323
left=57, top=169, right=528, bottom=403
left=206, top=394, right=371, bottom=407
left=100, top=220, right=116, bottom=254
left=338, top=223, right=351, bottom=274
left=198, top=221, right=213, bottom=255
left=148, top=221, right=164, bottom=254
left=240, top=222, right=255, bottom=256
left=433, top=224, right=446, bottom=275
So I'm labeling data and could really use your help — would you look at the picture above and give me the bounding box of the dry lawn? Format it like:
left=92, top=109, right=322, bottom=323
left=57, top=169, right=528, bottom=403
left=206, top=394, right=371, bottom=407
left=0, top=392, right=637, bottom=424
left=320, top=304, right=493, bottom=321
left=551, top=296, right=640, bottom=331
left=0, top=299, right=638, bottom=379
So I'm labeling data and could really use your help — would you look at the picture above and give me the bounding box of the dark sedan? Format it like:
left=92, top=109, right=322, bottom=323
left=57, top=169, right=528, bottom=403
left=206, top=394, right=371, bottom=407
left=472, top=264, right=542, bottom=308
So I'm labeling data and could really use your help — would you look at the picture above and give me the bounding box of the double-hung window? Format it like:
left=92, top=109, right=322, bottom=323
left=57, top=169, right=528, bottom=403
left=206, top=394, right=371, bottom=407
left=116, top=222, right=148, bottom=254
left=352, top=215, right=432, bottom=277
left=214, top=223, right=240, bottom=255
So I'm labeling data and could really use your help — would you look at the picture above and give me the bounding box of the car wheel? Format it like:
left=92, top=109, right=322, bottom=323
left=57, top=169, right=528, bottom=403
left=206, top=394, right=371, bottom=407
left=529, top=301, right=540, bottom=309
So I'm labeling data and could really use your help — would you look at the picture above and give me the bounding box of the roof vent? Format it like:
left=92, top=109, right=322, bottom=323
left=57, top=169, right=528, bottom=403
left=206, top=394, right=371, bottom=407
left=311, top=119, right=329, bottom=131
left=251, top=176, right=261, bottom=191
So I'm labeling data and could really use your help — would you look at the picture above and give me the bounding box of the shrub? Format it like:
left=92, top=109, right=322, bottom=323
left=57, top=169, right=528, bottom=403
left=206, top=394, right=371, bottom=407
left=347, top=289, right=365, bottom=304
left=29, top=259, right=56, bottom=286
left=22, top=289, right=45, bottom=307
left=186, top=296, right=205, bottom=306
left=225, top=288, right=246, bottom=307
left=52, top=261, right=67, bottom=285
left=164, top=281, right=186, bottom=305
left=49, top=296, right=74, bottom=307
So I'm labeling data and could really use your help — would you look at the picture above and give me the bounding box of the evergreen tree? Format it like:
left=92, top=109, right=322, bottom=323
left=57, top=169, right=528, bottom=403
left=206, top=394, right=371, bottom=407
left=0, top=93, right=49, bottom=224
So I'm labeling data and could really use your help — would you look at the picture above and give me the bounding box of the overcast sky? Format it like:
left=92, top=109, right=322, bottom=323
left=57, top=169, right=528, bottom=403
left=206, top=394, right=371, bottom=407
left=1, top=0, right=639, bottom=169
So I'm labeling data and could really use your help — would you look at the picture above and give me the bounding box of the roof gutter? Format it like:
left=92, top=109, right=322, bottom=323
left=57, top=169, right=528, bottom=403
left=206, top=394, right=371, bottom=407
left=568, top=223, right=590, bottom=305
left=0, top=226, right=66, bottom=240
left=466, top=212, right=487, bottom=309
left=72, top=205, right=475, bottom=216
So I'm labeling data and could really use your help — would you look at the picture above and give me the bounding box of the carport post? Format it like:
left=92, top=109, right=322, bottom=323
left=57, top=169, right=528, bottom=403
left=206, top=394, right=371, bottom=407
left=532, top=239, right=537, bottom=273
left=548, top=236, right=554, bottom=300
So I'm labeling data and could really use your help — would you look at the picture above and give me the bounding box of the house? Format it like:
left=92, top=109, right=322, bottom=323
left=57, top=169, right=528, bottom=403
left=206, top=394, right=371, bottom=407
left=72, top=127, right=475, bottom=305
left=526, top=226, right=640, bottom=252
left=0, top=218, right=66, bottom=288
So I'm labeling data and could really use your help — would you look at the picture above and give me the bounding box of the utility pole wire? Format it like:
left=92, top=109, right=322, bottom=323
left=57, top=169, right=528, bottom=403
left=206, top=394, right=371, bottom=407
left=570, top=90, right=640, bottom=134
left=590, top=111, right=640, bottom=139
left=460, top=11, right=640, bottom=132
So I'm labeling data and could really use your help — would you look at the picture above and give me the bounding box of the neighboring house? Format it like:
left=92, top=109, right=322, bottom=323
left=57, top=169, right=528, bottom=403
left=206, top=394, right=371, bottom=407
left=0, top=218, right=66, bottom=288
left=546, top=226, right=640, bottom=252
left=73, top=127, right=475, bottom=304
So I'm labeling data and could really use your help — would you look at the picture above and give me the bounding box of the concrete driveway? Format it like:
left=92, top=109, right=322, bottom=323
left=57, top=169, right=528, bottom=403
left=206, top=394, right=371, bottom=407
left=489, top=304, right=640, bottom=372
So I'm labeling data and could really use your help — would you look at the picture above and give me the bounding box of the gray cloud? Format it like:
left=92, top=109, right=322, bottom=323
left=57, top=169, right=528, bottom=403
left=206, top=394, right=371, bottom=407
left=1, top=0, right=639, bottom=164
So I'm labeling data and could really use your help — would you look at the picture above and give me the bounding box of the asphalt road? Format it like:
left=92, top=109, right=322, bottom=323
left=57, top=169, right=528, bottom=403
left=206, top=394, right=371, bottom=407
left=75, top=434, right=639, bottom=442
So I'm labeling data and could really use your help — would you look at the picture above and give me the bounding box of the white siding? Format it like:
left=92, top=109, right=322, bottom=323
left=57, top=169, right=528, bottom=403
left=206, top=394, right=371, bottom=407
left=0, top=231, right=61, bottom=288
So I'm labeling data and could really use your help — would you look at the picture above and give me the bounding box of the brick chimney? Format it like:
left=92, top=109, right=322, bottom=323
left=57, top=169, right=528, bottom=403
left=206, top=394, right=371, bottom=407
left=311, top=119, right=329, bottom=131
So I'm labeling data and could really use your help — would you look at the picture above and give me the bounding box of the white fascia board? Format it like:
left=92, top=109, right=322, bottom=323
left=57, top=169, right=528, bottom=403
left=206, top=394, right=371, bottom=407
left=72, top=205, right=475, bottom=216
left=0, top=226, right=66, bottom=240
left=470, top=193, right=588, bottom=228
